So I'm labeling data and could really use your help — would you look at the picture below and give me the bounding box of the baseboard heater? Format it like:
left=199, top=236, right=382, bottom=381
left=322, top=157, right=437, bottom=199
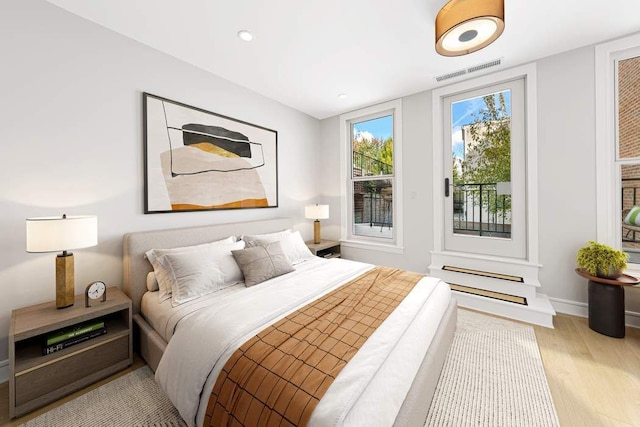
left=449, top=283, right=528, bottom=306
left=442, top=265, right=524, bottom=283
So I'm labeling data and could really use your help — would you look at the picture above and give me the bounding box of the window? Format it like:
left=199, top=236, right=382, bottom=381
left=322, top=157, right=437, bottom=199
left=595, top=33, right=640, bottom=269
left=340, top=100, right=403, bottom=252
left=616, top=53, right=640, bottom=262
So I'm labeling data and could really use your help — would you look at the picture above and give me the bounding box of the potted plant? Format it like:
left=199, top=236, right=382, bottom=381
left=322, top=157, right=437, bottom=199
left=576, top=240, right=628, bottom=279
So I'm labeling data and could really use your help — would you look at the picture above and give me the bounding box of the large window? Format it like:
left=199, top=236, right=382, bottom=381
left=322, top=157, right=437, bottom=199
left=595, top=33, right=640, bottom=269
left=340, top=100, right=403, bottom=250
left=617, top=54, right=640, bottom=263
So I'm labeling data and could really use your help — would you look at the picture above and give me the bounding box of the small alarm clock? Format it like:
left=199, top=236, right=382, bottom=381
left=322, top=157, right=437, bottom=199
left=85, top=281, right=107, bottom=307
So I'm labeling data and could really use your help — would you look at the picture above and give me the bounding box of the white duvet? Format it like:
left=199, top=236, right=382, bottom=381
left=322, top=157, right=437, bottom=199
left=154, top=257, right=451, bottom=427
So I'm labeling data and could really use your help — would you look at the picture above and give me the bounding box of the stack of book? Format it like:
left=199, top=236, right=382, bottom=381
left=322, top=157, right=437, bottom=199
left=42, top=320, right=107, bottom=355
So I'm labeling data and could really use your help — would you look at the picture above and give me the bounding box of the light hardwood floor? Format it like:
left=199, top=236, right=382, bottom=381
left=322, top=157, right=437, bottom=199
left=533, top=314, right=640, bottom=426
left=0, top=314, right=638, bottom=426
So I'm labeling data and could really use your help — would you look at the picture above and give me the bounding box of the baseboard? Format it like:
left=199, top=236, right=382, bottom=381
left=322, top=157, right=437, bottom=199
left=0, top=358, right=8, bottom=384
left=550, top=297, right=640, bottom=328
left=453, top=291, right=555, bottom=328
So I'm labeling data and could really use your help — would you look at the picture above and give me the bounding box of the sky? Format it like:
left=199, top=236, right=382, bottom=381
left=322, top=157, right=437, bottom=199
left=353, top=115, right=393, bottom=141
left=451, top=90, right=511, bottom=159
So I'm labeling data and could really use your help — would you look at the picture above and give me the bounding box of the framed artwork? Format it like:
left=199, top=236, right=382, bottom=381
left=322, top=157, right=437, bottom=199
left=143, top=93, right=278, bottom=213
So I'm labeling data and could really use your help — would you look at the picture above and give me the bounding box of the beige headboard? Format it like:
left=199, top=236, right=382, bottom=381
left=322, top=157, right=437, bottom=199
left=122, top=218, right=293, bottom=314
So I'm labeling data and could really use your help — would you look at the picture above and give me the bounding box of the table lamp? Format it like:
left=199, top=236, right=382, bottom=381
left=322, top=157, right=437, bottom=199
left=26, top=214, right=98, bottom=308
left=305, top=204, right=329, bottom=244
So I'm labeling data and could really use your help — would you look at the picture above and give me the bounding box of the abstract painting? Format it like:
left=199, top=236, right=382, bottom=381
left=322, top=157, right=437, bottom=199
left=143, top=93, right=278, bottom=213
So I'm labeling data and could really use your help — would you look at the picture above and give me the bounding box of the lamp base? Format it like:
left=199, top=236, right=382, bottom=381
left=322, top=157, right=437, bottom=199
left=56, top=253, right=75, bottom=309
left=313, top=220, right=321, bottom=244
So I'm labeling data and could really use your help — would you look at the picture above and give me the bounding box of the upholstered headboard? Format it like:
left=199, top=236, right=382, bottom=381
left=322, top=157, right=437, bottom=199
left=122, top=218, right=293, bottom=314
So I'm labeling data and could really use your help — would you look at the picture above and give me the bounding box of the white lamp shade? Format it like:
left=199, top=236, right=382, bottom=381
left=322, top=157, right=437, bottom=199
left=305, top=204, right=329, bottom=220
left=26, top=215, right=98, bottom=253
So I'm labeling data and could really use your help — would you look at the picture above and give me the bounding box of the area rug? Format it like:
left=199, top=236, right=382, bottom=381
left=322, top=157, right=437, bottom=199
left=19, top=366, right=185, bottom=427
left=20, top=309, right=558, bottom=427
left=425, top=309, right=559, bottom=426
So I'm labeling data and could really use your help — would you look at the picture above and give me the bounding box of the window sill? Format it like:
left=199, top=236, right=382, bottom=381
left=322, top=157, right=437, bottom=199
left=341, top=239, right=405, bottom=254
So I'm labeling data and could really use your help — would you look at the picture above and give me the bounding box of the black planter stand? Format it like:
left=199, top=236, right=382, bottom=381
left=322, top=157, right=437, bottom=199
left=576, top=268, right=639, bottom=339
left=588, top=280, right=625, bottom=338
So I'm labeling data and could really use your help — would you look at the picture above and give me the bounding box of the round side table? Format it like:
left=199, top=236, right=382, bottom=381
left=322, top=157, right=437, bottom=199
left=575, top=268, right=639, bottom=338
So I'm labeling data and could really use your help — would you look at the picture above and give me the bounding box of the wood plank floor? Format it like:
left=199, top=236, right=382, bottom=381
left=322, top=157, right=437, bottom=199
left=0, top=313, right=637, bottom=426
left=533, top=314, right=640, bottom=426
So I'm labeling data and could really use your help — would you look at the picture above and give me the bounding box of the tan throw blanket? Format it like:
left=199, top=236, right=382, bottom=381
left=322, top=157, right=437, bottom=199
left=203, top=266, right=424, bottom=427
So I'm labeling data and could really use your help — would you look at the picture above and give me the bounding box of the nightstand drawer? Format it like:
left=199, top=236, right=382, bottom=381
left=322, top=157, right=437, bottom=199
left=15, top=335, right=129, bottom=405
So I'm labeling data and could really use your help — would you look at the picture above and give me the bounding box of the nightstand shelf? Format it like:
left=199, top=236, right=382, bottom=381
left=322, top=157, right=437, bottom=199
left=306, top=239, right=341, bottom=259
left=9, top=286, right=132, bottom=418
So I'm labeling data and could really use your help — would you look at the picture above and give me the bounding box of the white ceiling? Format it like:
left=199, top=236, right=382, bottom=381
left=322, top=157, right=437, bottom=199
left=47, top=0, right=640, bottom=119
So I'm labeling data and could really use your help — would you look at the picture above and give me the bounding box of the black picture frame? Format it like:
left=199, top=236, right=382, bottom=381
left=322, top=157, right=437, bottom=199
left=143, top=92, right=278, bottom=213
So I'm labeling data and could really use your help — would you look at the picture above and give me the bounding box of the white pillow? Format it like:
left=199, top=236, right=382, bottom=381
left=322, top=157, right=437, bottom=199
left=146, top=272, right=158, bottom=292
left=145, top=236, right=236, bottom=302
left=241, top=229, right=291, bottom=247
left=241, top=229, right=312, bottom=265
left=158, top=240, right=245, bottom=307
left=281, top=231, right=315, bottom=264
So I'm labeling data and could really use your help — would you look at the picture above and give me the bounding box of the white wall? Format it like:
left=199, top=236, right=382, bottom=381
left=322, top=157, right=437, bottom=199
left=319, top=94, right=435, bottom=271
left=320, top=41, right=640, bottom=319
left=0, top=0, right=321, bottom=363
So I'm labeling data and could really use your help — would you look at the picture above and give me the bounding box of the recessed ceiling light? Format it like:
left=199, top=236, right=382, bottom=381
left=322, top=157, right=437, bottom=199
left=338, top=93, right=348, bottom=99
left=237, top=30, right=254, bottom=42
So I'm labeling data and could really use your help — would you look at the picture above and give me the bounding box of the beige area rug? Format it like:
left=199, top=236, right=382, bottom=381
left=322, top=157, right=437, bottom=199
left=426, top=309, right=559, bottom=426
left=19, top=366, right=185, bottom=427
left=21, top=309, right=558, bottom=427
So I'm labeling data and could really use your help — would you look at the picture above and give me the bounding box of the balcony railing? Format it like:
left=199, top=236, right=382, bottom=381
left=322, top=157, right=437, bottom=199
left=353, top=151, right=392, bottom=176
left=453, top=182, right=511, bottom=238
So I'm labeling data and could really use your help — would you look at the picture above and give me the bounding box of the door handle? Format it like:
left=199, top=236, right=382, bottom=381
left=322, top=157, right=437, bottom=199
left=445, top=178, right=450, bottom=197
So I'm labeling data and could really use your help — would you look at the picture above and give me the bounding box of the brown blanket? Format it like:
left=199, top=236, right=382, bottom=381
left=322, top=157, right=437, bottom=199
left=203, top=266, right=424, bottom=427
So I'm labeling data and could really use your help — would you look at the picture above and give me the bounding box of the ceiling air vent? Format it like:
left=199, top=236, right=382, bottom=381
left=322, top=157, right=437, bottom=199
left=467, top=58, right=502, bottom=73
left=435, top=58, right=502, bottom=82
left=435, top=69, right=467, bottom=82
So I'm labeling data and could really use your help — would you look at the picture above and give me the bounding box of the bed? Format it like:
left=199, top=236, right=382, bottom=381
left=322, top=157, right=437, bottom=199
left=123, top=218, right=456, bottom=427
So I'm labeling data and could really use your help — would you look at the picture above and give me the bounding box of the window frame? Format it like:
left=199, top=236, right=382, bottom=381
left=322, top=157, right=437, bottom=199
left=595, top=33, right=640, bottom=272
left=339, top=99, right=404, bottom=253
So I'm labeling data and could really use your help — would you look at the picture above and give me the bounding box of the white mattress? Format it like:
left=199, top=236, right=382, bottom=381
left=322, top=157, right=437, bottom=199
left=151, top=257, right=452, bottom=427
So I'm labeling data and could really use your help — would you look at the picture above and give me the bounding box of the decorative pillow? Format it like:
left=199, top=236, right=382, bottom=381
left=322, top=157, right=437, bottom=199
left=158, top=240, right=246, bottom=306
left=146, top=272, right=159, bottom=292
left=145, top=236, right=236, bottom=302
left=246, top=230, right=314, bottom=265
left=232, top=241, right=294, bottom=287
left=624, top=206, right=640, bottom=226
left=241, top=229, right=291, bottom=248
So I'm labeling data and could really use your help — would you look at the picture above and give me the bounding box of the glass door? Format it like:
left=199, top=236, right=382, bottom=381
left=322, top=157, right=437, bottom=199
left=443, top=79, right=526, bottom=259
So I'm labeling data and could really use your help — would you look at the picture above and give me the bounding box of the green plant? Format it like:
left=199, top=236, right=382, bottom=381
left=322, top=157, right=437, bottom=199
left=576, top=241, right=628, bottom=278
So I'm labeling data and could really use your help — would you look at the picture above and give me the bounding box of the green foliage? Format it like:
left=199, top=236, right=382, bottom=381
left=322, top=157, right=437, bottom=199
left=576, top=241, right=628, bottom=277
left=353, top=135, right=393, bottom=176
left=457, top=93, right=512, bottom=215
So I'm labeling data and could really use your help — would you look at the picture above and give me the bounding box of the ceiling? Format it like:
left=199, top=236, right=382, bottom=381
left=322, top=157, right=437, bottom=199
left=46, top=0, right=640, bottom=119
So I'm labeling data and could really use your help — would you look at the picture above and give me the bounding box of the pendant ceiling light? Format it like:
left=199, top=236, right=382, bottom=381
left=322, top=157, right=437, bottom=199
left=435, top=0, right=504, bottom=57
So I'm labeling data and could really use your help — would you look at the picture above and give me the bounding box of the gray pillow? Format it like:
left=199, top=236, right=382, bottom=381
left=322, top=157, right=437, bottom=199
left=232, top=241, right=294, bottom=287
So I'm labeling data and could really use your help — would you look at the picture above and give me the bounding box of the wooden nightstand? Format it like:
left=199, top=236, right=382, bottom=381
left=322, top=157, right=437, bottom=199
left=9, top=286, right=132, bottom=418
left=306, top=240, right=341, bottom=259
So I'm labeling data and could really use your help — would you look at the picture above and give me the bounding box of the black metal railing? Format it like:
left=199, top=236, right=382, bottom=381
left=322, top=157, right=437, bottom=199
left=353, top=151, right=392, bottom=176
left=360, top=193, right=392, bottom=229
left=452, top=182, right=511, bottom=237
